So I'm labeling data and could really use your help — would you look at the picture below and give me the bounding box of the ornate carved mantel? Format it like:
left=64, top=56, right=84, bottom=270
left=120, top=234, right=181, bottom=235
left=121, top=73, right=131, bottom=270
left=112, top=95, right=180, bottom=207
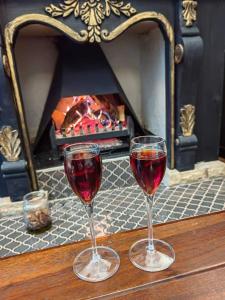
left=45, top=0, right=137, bottom=43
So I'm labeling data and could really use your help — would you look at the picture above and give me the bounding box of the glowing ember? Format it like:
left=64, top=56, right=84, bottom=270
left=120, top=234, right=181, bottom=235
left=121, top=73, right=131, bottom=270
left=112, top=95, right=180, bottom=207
left=52, top=95, right=125, bottom=135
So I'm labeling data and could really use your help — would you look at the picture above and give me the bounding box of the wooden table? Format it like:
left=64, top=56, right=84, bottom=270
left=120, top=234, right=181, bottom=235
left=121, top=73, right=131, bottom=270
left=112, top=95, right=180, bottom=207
left=2, top=211, right=225, bottom=299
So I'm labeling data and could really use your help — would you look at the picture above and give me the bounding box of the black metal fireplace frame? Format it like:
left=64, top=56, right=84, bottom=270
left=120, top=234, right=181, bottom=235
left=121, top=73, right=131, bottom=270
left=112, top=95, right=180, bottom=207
left=2, top=10, right=175, bottom=190
left=2, top=0, right=212, bottom=201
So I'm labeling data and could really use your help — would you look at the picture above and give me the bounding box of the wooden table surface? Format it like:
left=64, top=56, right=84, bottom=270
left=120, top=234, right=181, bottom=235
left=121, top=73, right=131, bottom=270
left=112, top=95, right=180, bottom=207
left=2, top=211, right=225, bottom=299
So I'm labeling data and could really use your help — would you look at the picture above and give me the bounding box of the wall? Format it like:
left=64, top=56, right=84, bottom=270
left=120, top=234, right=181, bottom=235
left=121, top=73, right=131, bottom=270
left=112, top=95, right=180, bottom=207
left=101, top=31, right=142, bottom=124
left=101, top=24, right=166, bottom=137
left=141, top=26, right=166, bottom=139
left=15, top=34, right=58, bottom=142
left=196, top=0, right=225, bottom=162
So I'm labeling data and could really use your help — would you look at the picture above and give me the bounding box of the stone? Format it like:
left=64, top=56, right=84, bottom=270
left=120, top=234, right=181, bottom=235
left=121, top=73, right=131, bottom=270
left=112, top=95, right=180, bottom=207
left=0, top=199, right=23, bottom=217
left=164, top=160, right=225, bottom=187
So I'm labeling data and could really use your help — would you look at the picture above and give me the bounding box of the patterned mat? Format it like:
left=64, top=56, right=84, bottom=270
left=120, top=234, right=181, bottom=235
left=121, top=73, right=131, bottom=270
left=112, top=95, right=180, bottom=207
left=1, top=177, right=225, bottom=257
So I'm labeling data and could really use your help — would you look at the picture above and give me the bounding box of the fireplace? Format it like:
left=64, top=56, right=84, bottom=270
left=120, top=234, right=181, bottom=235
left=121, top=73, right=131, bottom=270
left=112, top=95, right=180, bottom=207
left=2, top=0, right=216, bottom=201
left=52, top=94, right=128, bottom=139
left=14, top=24, right=151, bottom=169
left=38, top=92, right=136, bottom=167
left=49, top=94, right=133, bottom=151
left=10, top=17, right=172, bottom=178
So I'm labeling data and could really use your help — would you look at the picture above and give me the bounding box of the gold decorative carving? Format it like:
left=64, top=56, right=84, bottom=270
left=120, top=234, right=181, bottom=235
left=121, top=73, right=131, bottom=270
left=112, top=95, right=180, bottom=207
left=0, top=126, right=21, bottom=161
left=182, top=0, right=197, bottom=27
left=103, top=11, right=174, bottom=43
left=180, top=105, right=195, bottom=136
left=175, top=44, right=184, bottom=64
left=2, top=54, right=11, bottom=77
left=45, top=0, right=137, bottom=42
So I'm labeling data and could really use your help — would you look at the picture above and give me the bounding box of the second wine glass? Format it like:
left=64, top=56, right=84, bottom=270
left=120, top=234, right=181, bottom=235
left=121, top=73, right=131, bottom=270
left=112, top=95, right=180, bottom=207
left=129, top=136, right=175, bottom=272
left=64, top=143, right=120, bottom=282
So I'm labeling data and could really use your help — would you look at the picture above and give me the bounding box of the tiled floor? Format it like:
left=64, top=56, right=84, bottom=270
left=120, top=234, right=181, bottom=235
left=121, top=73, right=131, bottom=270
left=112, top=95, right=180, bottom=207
left=1, top=176, right=225, bottom=258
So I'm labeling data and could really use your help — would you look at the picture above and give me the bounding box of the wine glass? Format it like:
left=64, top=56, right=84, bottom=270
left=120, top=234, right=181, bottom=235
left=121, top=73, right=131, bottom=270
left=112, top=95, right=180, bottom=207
left=129, top=136, right=175, bottom=272
left=64, top=143, right=120, bottom=282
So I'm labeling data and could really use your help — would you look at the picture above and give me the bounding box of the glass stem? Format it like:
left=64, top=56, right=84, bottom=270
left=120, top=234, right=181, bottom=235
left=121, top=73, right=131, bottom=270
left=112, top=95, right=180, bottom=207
left=85, top=204, right=99, bottom=260
left=146, top=194, right=155, bottom=253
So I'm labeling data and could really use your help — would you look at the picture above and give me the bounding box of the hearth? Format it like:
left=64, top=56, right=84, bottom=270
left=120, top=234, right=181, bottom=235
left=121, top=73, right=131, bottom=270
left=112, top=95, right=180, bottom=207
left=36, top=92, right=135, bottom=168
left=50, top=94, right=133, bottom=150
left=51, top=94, right=130, bottom=142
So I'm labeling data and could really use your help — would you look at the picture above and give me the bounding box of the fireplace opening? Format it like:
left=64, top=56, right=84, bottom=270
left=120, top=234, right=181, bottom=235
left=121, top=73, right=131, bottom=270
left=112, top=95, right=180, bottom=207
left=14, top=20, right=168, bottom=171
left=35, top=92, right=136, bottom=168
left=50, top=94, right=133, bottom=150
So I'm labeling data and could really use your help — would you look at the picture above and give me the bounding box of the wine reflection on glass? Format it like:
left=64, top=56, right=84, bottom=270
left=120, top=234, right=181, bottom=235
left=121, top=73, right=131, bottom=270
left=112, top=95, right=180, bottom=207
left=64, top=143, right=120, bottom=282
left=129, top=136, right=175, bottom=272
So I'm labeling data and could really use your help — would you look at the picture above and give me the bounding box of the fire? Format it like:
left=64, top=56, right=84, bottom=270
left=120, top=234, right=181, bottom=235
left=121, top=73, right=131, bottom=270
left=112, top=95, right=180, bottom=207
left=52, top=94, right=125, bottom=135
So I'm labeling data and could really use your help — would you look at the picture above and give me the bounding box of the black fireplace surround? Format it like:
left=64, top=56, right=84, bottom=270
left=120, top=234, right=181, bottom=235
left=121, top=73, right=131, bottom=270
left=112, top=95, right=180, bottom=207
left=0, top=0, right=224, bottom=200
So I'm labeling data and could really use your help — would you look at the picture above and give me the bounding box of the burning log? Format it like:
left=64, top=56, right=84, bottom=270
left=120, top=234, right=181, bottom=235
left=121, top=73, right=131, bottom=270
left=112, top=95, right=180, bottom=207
left=52, top=95, right=125, bottom=137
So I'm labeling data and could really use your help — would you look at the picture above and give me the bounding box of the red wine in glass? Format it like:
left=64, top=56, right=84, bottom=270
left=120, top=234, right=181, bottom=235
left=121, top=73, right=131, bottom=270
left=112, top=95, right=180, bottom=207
left=64, top=143, right=120, bottom=282
left=130, top=149, right=166, bottom=195
left=129, top=136, right=175, bottom=272
left=64, top=152, right=102, bottom=204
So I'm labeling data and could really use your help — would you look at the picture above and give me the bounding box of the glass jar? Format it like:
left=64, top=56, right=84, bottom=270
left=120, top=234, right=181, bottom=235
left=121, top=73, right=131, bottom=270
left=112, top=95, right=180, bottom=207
left=23, top=190, right=52, bottom=232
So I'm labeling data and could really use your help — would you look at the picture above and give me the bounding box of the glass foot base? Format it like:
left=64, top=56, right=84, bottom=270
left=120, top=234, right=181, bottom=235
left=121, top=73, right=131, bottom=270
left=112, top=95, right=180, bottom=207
left=73, top=246, right=120, bottom=282
left=129, top=239, right=175, bottom=272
